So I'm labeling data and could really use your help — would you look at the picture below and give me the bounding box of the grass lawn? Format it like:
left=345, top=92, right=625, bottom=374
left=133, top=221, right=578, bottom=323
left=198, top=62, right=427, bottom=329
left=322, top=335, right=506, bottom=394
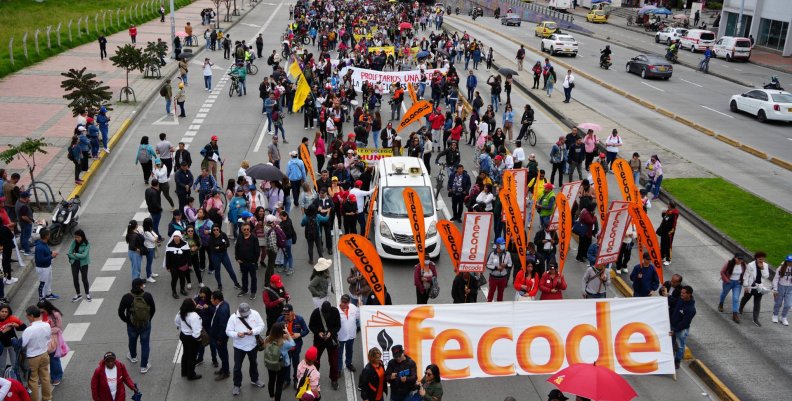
left=0, top=0, right=191, bottom=79
left=663, top=177, right=791, bottom=265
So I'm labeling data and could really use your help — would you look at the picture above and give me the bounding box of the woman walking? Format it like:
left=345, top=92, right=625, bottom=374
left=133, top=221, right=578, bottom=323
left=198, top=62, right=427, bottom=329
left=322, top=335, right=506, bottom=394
left=68, top=136, right=83, bottom=185
left=38, top=300, right=65, bottom=386
left=165, top=231, right=191, bottom=299
left=193, top=286, right=215, bottom=366
left=656, top=201, right=679, bottom=266
left=502, top=104, right=514, bottom=142
left=740, top=251, right=770, bottom=326
left=308, top=259, right=332, bottom=309
left=545, top=67, right=556, bottom=97
left=313, top=131, right=326, bottom=173
left=176, top=82, right=187, bottom=118
left=644, top=154, right=663, bottom=200
left=195, top=208, right=213, bottom=272
left=142, top=218, right=159, bottom=283
left=719, top=253, right=747, bottom=323
left=359, top=348, right=387, bottom=401
left=67, top=229, right=91, bottom=302
left=203, top=58, right=214, bottom=91
left=771, top=255, right=792, bottom=325
left=90, top=352, right=139, bottom=401
left=263, top=321, right=296, bottom=401
left=539, top=264, right=567, bottom=300
left=414, top=261, right=438, bottom=305
left=183, top=226, right=204, bottom=289
left=296, top=347, right=321, bottom=399
left=134, top=136, right=156, bottom=185
left=174, top=298, right=203, bottom=380
left=125, top=220, right=145, bottom=280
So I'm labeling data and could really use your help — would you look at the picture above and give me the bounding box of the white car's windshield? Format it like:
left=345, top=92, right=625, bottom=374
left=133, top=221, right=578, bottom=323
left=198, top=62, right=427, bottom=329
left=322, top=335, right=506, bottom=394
left=381, top=187, right=433, bottom=217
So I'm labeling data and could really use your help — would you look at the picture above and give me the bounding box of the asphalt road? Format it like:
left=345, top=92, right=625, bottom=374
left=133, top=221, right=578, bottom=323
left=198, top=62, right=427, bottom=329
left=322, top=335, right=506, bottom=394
left=10, top=4, right=787, bottom=401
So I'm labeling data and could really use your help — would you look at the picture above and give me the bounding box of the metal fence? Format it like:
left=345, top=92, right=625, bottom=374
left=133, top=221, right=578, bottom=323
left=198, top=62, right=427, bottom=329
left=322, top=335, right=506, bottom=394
left=450, top=0, right=576, bottom=24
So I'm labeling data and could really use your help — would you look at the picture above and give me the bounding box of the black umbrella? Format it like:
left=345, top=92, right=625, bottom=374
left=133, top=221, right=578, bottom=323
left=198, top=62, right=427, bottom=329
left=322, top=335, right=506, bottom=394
left=245, top=163, right=286, bottom=181
left=497, top=67, right=518, bottom=77
left=435, top=48, right=449, bottom=57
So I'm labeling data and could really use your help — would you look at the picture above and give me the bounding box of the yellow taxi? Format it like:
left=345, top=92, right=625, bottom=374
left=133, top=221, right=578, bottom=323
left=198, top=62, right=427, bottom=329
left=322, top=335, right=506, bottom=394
left=534, top=21, right=558, bottom=38
left=586, top=10, right=608, bottom=23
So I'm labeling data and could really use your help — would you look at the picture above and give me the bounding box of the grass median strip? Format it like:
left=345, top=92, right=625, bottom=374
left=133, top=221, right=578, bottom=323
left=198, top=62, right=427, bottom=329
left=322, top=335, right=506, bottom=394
left=663, top=178, right=791, bottom=264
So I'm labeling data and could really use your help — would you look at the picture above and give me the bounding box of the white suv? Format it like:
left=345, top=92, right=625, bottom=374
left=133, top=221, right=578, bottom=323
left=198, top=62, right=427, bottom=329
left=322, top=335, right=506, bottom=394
left=541, top=34, right=579, bottom=57
left=655, top=27, right=688, bottom=45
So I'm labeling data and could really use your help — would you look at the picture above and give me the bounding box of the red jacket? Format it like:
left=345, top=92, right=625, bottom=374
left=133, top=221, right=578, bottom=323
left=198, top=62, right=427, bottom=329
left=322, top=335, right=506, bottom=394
left=428, top=113, right=445, bottom=130
left=413, top=262, right=438, bottom=294
left=91, top=360, right=136, bottom=401
left=539, top=272, right=567, bottom=300
left=129, top=27, right=137, bottom=37
left=1, top=378, right=29, bottom=401
left=450, top=124, right=463, bottom=142
left=513, top=269, right=539, bottom=297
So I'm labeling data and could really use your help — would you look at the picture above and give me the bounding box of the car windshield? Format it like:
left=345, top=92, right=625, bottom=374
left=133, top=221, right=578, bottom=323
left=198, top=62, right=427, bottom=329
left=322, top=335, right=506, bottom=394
left=381, top=186, right=434, bottom=217
left=678, top=29, right=688, bottom=35
left=771, top=93, right=792, bottom=103
left=546, top=23, right=557, bottom=29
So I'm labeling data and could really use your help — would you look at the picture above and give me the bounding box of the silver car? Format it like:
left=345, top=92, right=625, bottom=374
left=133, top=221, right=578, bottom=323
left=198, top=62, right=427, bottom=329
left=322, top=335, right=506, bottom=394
left=501, top=13, right=522, bottom=27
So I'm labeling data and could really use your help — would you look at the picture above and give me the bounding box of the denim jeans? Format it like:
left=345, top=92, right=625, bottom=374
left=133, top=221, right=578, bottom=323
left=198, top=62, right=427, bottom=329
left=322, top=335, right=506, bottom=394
left=719, top=279, right=742, bottom=312
left=127, top=323, right=151, bottom=367
left=672, top=328, right=689, bottom=361
left=99, top=125, right=109, bottom=149
left=128, top=250, right=142, bottom=280
left=337, top=339, right=354, bottom=372
left=633, top=170, right=641, bottom=186
left=150, top=212, right=162, bottom=237
left=20, top=223, right=32, bottom=253
left=204, top=75, right=212, bottom=90
left=240, top=263, right=257, bottom=294
left=490, top=94, right=499, bottom=112
left=144, top=247, right=155, bottom=279
left=49, top=353, right=63, bottom=382
left=773, top=284, right=792, bottom=318
left=165, top=98, right=172, bottom=114
left=646, top=175, right=663, bottom=198
left=283, top=240, right=293, bottom=271
left=563, top=86, right=572, bottom=102
left=211, top=252, right=239, bottom=289
left=233, top=348, right=259, bottom=386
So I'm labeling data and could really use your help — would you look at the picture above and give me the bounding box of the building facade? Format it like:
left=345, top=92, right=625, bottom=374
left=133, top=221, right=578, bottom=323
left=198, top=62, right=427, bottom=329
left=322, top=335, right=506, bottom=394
left=719, top=0, right=791, bottom=56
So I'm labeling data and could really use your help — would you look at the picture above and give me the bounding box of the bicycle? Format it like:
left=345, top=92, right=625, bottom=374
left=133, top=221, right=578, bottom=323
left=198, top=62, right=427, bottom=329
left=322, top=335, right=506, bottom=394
left=246, top=60, right=258, bottom=75
left=524, top=120, right=537, bottom=147
left=228, top=75, right=242, bottom=97
left=434, top=162, right=447, bottom=200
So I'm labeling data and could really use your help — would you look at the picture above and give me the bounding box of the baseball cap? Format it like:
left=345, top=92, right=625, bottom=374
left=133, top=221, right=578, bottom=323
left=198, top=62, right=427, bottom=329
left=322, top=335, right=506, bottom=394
left=786, top=254, right=792, bottom=263
left=548, top=389, right=569, bottom=401
left=77, top=126, right=87, bottom=132
left=265, top=215, right=277, bottom=223
left=544, top=183, right=554, bottom=190
left=529, top=153, right=536, bottom=160
left=391, top=345, right=404, bottom=359
left=282, top=303, right=294, bottom=313
left=347, top=149, right=355, bottom=154
left=270, top=274, right=283, bottom=287
left=237, top=303, right=251, bottom=317
left=305, top=346, right=318, bottom=361
left=354, top=180, right=363, bottom=188
left=348, top=194, right=357, bottom=202
left=290, top=150, right=298, bottom=157
left=495, top=237, right=505, bottom=245
left=331, top=176, right=339, bottom=181
left=211, top=135, right=218, bottom=141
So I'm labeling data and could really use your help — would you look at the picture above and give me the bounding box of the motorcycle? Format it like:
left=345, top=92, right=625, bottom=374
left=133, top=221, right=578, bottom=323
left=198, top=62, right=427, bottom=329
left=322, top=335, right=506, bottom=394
left=665, top=50, right=678, bottom=64
left=599, top=54, right=612, bottom=69
left=455, top=7, right=459, bottom=15
left=47, top=192, right=81, bottom=245
left=763, top=77, right=784, bottom=91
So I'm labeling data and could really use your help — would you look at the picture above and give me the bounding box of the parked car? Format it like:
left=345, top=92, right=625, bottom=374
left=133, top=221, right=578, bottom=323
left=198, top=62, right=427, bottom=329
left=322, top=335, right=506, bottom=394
left=713, top=36, right=752, bottom=61
left=534, top=21, right=559, bottom=38
left=655, top=27, right=688, bottom=45
left=501, top=13, right=522, bottom=26
left=679, top=29, right=716, bottom=52
left=540, top=34, right=579, bottom=57
left=586, top=10, right=608, bottom=23
left=625, top=54, right=673, bottom=80
left=729, top=89, right=792, bottom=123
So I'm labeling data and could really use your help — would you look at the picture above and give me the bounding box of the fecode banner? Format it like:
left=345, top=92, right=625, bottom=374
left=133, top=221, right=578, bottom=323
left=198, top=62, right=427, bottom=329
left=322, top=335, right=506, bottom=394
left=556, top=192, right=572, bottom=274
left=338, top=66, right=448, bottom=93
left=549, top=181, right=582, bottom=230
left=403, top=188, right=427, bottom=269
left=398, top=98, right=433, bottom=132
left=590, top=162, right=609, bottom=225
left=437, top=220, right=462, bottom=272
left=338, top=234, right=386, bottom=305
left=627, top=203, right=664, bottom=282
left=364, top=187, right=378, bottom=238
left=612, top=159, right=640, bottom=204
left=360, top=298, right=674, bottom=379
left=298, top=143, right=317, bottom=191
left=500, top=180, right=526, bottom=272
left=595, top=204, right=631, bottom=266
left=356, top=148, right=393, bottom=165
left=512, top=169, right=528, bottom=215
left=459, top=213, right=493, bottom=272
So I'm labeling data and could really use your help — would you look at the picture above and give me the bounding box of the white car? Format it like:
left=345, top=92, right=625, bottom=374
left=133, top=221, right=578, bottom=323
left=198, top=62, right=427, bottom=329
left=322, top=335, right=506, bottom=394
left=729, top=89, right=792, bottom=123
left=540, top=34, right=578, bottom=57
left=655, top=27, right=688, bottom=45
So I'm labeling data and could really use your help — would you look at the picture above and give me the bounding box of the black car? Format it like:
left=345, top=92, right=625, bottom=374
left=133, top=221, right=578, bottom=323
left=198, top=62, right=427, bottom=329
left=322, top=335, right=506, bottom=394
left=625, top=54, right=673, bottom=80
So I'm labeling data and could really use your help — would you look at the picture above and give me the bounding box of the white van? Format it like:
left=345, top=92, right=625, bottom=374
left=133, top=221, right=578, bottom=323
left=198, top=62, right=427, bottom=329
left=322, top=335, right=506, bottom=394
left=372, top=157, right=441, bottom=260
left=713, top=36, right=752, bottom=61
left=680, top=29, right=716, bottom=52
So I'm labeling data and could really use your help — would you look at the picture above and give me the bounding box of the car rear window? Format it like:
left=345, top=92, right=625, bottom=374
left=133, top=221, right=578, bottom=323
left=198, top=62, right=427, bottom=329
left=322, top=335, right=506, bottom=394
left=771, top=93, right=792, bottom=103
left=701, top=33, right=715, bottom=40
left=735, top=40, right=751, bottom=48
left=558, top=37, right=574, bottom=42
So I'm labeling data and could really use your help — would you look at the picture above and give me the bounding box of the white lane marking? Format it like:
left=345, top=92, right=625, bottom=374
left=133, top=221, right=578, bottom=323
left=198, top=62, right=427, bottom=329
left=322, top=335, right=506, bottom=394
left=132, top=212, right=149, bottom=222
left=700, top=105, right=734, bottom=118
left=240, top=23, right=260, bottom=27
left=205, top=99, right=216, bottom=103
left=253, top=122, right=269, bottom=152
left=199, top=108, right=210, bottom=113
left=152, top=114, right=179, bottom=125
left=61, top=351, right=75, bottom=370
left=173, top=341, right=183, bottom=363
left=184, top=144, right=191, bottom=149
left=74, top=298, right=103, bottom=315
left=90, top=276, right=116, bottom=292
left=184, top=131, right=198, bottom=137
left=192, top=119, right=205, bottom=124
left=188, top=125, right=201, bottom=130
left=680, top=78, right=703, bottom=87
left=196, top=113, right=208, bottom=118
left=181, top=137, right=194, bottom=143
left=734, top=68, right=743, bottom=71
left=436, top=197, right=451, bottom=220
left=112, top=242, right=128, bottom=253
left=788, top=138, right=792, bottom=141
left=102, top=258, right=126, bottom=271
left=139, top=200, right=147, bottom=209
left=640, top=82, right=666, bottom=92
left=63, top=323, right=91, bottom=342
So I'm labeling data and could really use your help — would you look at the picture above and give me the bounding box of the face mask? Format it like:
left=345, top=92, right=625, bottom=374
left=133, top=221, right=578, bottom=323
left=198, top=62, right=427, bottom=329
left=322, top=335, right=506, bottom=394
left=499, top=244, right=505, bottom=251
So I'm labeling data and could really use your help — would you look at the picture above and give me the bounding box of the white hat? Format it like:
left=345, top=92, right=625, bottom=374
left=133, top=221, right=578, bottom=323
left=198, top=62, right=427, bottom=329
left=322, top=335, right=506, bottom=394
left=265, top=215, right=277, bottom=223
left=290, top=150, right=298, bottom=157
left=172, top=231, right=183, bottom=238
left=313, top=258, right=332, bottom=272
left=77, top=126, right=87, bottom=131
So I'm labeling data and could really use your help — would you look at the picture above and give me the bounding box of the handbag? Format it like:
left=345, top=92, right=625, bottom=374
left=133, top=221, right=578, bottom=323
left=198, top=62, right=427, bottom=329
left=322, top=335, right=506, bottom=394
left=572, top=219, right=587, bottom=236
left=184, top=319, right=210, bottom=347
left=238, top=316, right=266, bottom=351
left=177, top=264, right=190, bottom=272
left=318, top=309, right=339, bottom=348
left=54, top=330, right=70, bottom=358
left=569, top=82, right=575, bottom=89
left=428, top=276, right=440, bottom=299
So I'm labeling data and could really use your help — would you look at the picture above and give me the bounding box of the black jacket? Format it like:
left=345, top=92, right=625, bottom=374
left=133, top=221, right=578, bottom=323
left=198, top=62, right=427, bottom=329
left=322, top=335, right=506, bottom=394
left=174, top=149, right=192, bottom=168
left=359, top=363, right=388, bottom=401
left=451, top=273, right=479, bottom=303
left=533, top=229, right=559, bottom=255
left=208, top=232, right=231, bottom=254
left=669, top=297, right=696, bottom=331
left=174, top=169, right=194, bottom=195
left=234, top=234, right=260, bottom=264
left=145, top=187, right=162, bottom=213
left=385, top=355, right=418, bottom=396
left=567, top=143, right=585, bottom=164
left=279, top=218, right=297, bottom=242
left=164, top=239, right=191, bottom=269
left=308, top=305, right=341, bottom=345
left=209, top=301, right=231, bottom=339
left=435, top=148, right=461, bottom=167
left=118, top=289, right=156, bottom=324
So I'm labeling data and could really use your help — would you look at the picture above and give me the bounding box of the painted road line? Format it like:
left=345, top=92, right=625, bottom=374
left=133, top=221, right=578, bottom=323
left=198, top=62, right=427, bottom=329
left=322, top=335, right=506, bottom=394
left=253, top=122, right=269, bottom=152
left=184, top=131, right=198, bottom=136
left=62, top=323, right=91, bottom=342
left=74, top=298, right=103, bottom=315
left=188, top=125, right=201, bottom=130
left=436, top=198, right=451, bottom=220
left=132, top=212, right=149, bottom=222
left=90, top=276, right=116, bottom=292
left=61, top=351, right=75, bottom=370
left=733, top=68, right=743, bottom=71
left=196, top=113, right=208, bottom=118
left=701, top=105, right=734, bottom=119
left=139, top=200, right=147, bottom=208
left=680, top=78, right=703, bottom=88
left=640, top=82, right=666, bottom=92
left=181, top=137, right=194, bottom=143
left=192, top=119, right=205, bottom=124
left=172, top=341, right=183, bottom=363
left=199, top=108, right=210, bottom=113
left=112, top=241, right=128, bottom=253
left=102, top=258, right=126, bottom=271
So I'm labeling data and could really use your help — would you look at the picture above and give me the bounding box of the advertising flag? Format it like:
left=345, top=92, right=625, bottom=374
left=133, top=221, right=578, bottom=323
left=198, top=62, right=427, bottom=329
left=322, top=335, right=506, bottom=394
left=500, top=181, right=526, bottom=273
left=403, top=188, right=426, bottom=268
left=627, top=202, right=664, bottom=282
left=437, top=220, right=462, bottom=272
left=612, top=159, right=640, bottom=204
left=590, top=162, right=609, bottom=225
left=549, top=181, right=583, bottom=230
left=339, top=234, right=386, bottom=305
left=459, top=213, right=493, bottom=272
left=398, top=99, right=433, bottom=132
left=298, top=142, right=317, bottom=191
left=365, top=187, right=379, bottom=238
left=595, top=205, right=631, bottom=266
left=556, top=192, right=573, bottom=274
left=512, top=169, right=528, bottom=214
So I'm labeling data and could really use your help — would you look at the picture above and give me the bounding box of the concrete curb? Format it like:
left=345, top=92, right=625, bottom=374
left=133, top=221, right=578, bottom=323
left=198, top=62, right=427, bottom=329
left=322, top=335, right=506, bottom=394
left=689, top=359, right=741, bottom=401
left=446, top=16, right=792, bottom=173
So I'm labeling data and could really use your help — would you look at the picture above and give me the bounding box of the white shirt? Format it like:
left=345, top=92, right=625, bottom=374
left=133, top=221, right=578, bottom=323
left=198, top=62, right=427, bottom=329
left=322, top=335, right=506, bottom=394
left=504, top=154, right=514, bottom=170
left=513, top=147, right=525, bottom=162
left=743, top=261, right=770, bottom=288
left=174, top=312, right=203, bottom=338
left=21, top=320, right=51, bottom=357
left=105, top=366, right=118, bottom=399
left=350, top=188, right=374, bottom=213
left=476, top=192, right=494, bottom=211
left=203, top=62, right=213, bottom=76
left=153, top=165, right=170, bottom=183
left=605, top=135, right=622, bottom=153
left=337, top=303, right=359, bottom=342
left=563, top=74, right=575, bottom=89
left=225, top=311, right=265, bottom=351
left=729, top=264, right=744, bottom=281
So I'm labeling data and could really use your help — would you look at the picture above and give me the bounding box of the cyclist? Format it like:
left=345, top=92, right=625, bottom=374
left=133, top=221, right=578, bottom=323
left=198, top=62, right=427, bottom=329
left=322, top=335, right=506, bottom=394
left=665, top=39, right=680, bottom=63
left=434, top=140, right=461, bottom=177
left=244, top=46, right=254, bottom=73
left=230, top=61, right=247, bottom=96
left=698, top=46, right=712, bottom=73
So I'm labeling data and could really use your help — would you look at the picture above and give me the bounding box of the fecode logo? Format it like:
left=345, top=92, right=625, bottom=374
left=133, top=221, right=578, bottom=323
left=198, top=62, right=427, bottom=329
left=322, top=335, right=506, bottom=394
left=403, top=189, right=426, bottom=267
left=628, top=205, right=663, bottom=278
left=591, top=164, right=608, bottom=223
left=344, top=236, right=383, bottom=292
left=438, top=221, right=461, bottom=267
left=339, top=234, right=387, bottom=305
left=502, top=191, right=525, bottom=261
left=617, top=169, right=634, bottom=203
left=398, top=101, right=432, bottom=131
left=557, top=195, right=570, bottom=272
left=468, top=215, right=483, bottom=260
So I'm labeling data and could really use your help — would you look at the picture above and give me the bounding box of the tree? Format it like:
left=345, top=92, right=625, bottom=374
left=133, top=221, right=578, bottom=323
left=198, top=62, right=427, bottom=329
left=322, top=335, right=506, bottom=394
left=142, top=41, right=168, bottom=79
left=0, top=138, right=50, bottom=185
left=223, top=0, right=233, bottom=22
left=60, top=67, right=113, bottom=117
left=212, top=0, right=222, bottom=28
left=110, top=44, right=147, bottom=102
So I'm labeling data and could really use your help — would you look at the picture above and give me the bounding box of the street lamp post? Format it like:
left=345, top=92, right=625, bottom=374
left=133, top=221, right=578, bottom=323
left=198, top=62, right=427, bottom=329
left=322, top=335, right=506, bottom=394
left=170, top=0, right=176, bottom=59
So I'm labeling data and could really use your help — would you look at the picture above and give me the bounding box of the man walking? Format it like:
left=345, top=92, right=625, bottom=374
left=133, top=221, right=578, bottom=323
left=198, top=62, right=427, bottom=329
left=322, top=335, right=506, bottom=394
left=669, top=285, right=696, bottom=369
left=174, top=162, right=194, bottom=212
left=562, top=69, right=575, bottom=103
left=210, top=290, right=231, bottom=381
left=486, top=238, right=512, bottom=302
left=337, top=294, right=359, bottom=373
left=516, top=45, right=526, bottom=71
left=465, top=70, right=477, bottom=102
left=446, top=164, right=471, bottom=222
left=192, top=167, right=218, bottom=206
left=225, top=303, right=266, bottom=396
left=276, top=304, right=309, bottom=388
left=22, top=305, right=53, bottom=401
left=155, top=133, right=175, bottom=177
left=34, top=229, right=58, bottom=300
left=286, top=151, right=306, bottom=207
left=235, top=223, right=260, bottom=300
left=145, top=181, right=163, bottom=238
left=15, top=191, right=33, bottom=256
left=384, top=345, right=418, bottom=401
left=99, top=35, right=108, bottom=60
left=118, top=278, right=155, bottom=374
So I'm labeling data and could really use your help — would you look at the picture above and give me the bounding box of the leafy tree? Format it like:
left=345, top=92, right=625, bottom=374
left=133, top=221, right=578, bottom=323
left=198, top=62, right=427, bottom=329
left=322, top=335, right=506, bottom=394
left=142, top=41, right=168, bottom=79
left=212, top=0, right=222, bottom=28
left=110, top=44, right=147, bottom=102
left=0, top=138, right=50, bottom=185
left=60, top=67, right=113, bottom=117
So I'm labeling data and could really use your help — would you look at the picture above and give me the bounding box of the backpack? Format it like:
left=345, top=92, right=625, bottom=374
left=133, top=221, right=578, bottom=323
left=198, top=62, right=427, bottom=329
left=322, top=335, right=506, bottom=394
left=137, top=146, right=151, bottom=164
left=262, top=341, right=284, bottom=371
left=3, top=364, right=19, bottom=382
left=67, top=145, right=76, bottom=162
left=159, top=85, right=168, bottom=97
left=269, top=226, right=287, bottom=249
left=295, top=368, right=313, bottom=399
left=129, top=292, right=151, bottom=328
left=304, top=216, right=318, bottom=240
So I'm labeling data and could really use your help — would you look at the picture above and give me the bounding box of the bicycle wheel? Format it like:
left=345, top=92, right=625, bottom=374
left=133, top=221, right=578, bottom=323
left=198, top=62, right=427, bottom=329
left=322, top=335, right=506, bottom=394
left=435, top=175, right=444, bottom=200
left=229, top=83, right=235, bottom=97
left=528, top=129, right=537, bottom=147
left=248, top=64, right=258, bottom=75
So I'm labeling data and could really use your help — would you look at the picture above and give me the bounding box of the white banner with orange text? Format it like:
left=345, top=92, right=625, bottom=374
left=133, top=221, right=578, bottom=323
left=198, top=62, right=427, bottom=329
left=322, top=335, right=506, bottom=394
left=338, top=66, right=448, bottom=92
left=361, top=298, right=674, bottom=379
left=458, top=212, right=493, bottom=273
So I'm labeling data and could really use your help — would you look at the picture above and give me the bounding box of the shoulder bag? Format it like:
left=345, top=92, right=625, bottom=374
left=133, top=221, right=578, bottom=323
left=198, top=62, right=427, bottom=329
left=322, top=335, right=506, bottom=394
left=238, top=316, right=266, bottom=351
left=318, top=310, right=338, bottom=348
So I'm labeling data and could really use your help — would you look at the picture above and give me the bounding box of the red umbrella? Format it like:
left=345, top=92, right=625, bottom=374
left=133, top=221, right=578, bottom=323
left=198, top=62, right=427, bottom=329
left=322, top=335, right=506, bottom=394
left=547, top=364, right=637, bottom=401
left=399, top=22, right=413, bottom=30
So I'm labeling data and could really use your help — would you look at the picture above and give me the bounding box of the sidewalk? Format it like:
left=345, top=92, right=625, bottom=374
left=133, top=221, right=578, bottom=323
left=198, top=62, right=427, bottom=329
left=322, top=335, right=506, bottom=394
left=0, top=0, right=261, bottom=201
